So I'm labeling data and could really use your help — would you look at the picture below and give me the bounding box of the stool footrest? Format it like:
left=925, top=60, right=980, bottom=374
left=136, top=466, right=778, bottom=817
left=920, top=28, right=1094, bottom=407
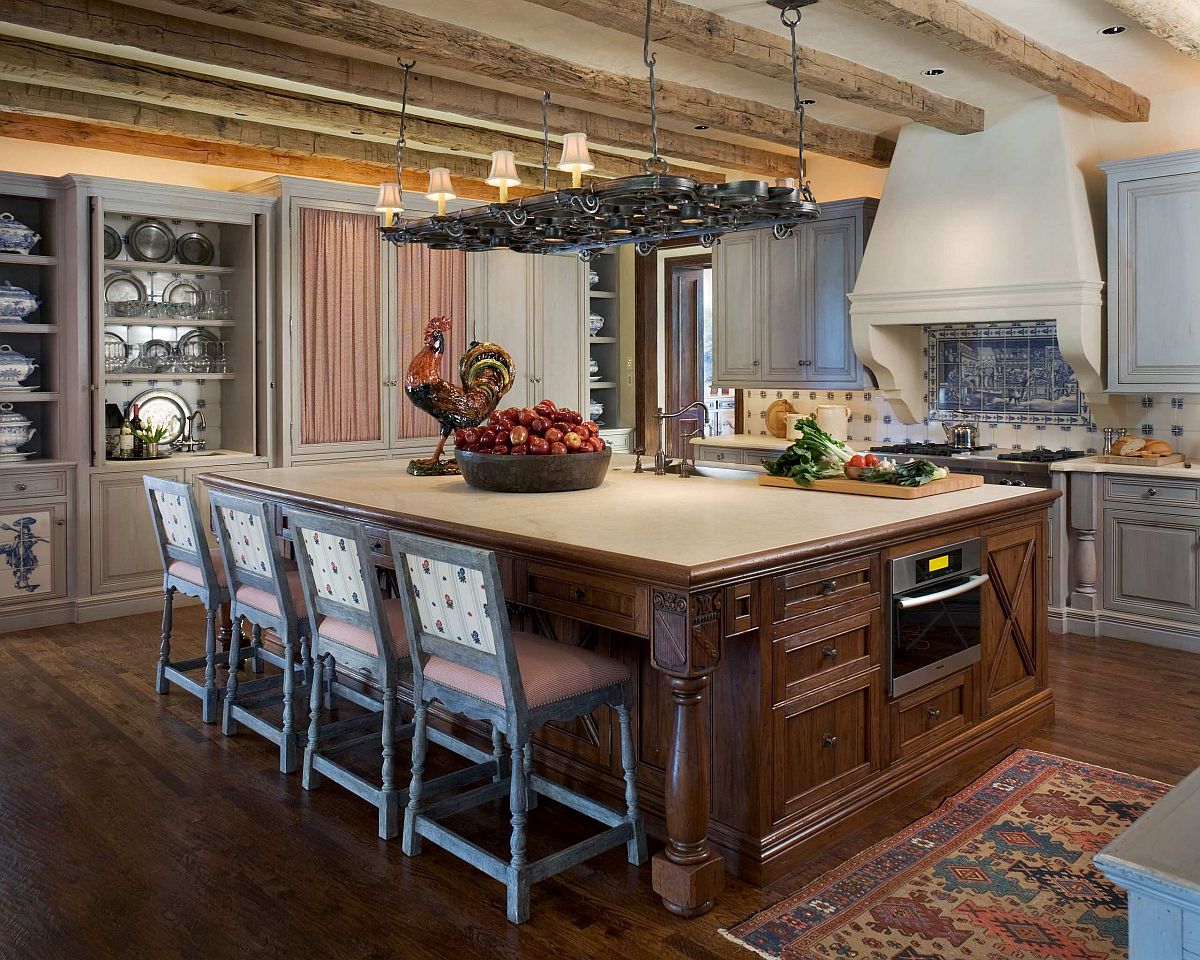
left=530, top=774, right=624, bottom=828
left=527, top=824, right=633, bottom=884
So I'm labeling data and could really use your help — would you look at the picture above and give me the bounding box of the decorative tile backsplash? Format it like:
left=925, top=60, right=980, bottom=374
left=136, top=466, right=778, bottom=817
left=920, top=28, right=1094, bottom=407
left=740, top=321, right=1200, bottom=456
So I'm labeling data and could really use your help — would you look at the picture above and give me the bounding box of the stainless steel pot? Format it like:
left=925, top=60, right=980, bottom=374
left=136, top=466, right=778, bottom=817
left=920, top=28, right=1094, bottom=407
left=942, top=416, right=981, bottom=449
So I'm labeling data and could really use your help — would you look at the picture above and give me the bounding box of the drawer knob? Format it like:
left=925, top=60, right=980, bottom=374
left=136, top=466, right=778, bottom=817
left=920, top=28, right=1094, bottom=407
left=1147, top=487, right=1158, bottom=497
left=15, top=482, right=26, bottom=491
left=716, top=452, right=725, bottom=461
left=819, top=578, right=838, bottom=596
left=821, top=645, right=838, bottom=660
left=821, top=732, right=838, bottom=748
left=372, top=541, right=384, bottom=552
left=752, top=359, right=760, bottom=367
left=568, top=586, right=587, bottom=601
left=927, top=706, right=941, bottom=720
left=56, top=518, right=65, bottom=526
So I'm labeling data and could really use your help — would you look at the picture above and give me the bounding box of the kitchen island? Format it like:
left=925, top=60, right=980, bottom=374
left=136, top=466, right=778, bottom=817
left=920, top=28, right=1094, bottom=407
left=202, top=458, right=1057, bottom=918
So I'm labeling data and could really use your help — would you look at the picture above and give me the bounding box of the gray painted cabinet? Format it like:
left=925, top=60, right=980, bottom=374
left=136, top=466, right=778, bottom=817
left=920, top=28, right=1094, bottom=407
left=1101, top=151, right=1200, bottom=391
left=712, top=197, right=876, bottom=389
left=1104, top=507, right=1200, bottom=624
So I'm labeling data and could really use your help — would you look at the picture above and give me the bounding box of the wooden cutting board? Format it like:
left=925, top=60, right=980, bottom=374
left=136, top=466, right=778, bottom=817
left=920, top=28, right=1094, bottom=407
left=757, top=472, right=985, bottom=499
left=1097, top=452, right=1185, bottom=467
left=765, top=399, right=797, bottom=439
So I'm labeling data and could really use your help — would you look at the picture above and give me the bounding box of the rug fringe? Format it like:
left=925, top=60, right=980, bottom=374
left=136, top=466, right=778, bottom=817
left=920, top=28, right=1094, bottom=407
left=718, top=927, right=780, bottom=960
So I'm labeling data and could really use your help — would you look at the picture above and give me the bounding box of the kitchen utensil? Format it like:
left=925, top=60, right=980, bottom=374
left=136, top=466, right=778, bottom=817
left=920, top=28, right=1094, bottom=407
left=0, top=281, right=40, bottom=321
left=0, top=345, right=38, bottom=387
left=103, top=272, right=147, bottom=305
left=765, top=399, right=796, bottom=439
left=126, top=218, right=177, bottom=262
left=175, top=232, right=214, bottom=266
left=814, top=404, right=851, bottom=443
left=0, top=212, right=40, bottom=255
left=1097, top=452, right=1185, bottom=467
left=940, top=413, right=981, bottom=450
left=757, top=472, right=984, bottom=499
left=455, top=448, right=611, bottom=493
left=129, top=388, right=191, bottom=446
left=103, top=224, right=123, bottom=260
left=0, top=402, right=36, bottom=453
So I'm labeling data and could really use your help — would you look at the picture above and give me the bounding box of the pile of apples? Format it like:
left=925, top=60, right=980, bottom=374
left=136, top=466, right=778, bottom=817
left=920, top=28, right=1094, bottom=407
left=454, top=400, right=607, bottom=456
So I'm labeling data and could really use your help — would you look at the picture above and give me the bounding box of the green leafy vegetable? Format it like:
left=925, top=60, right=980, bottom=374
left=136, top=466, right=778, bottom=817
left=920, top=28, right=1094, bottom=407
left=887, top=459, right=949, bottom=487
left=763, top=417, right=855, bottom=486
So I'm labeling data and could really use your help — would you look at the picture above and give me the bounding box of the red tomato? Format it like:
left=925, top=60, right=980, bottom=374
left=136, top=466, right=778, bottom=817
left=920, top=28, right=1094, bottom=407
left=528, top=436, right=550, bottom=455
left=510, top=444, right=527, bottom=456
left=530, top=417, right=549, bottom=436
left=563, top=431, right=583, bottom=450
left=509, top=425, right=529, bottom=446
left=517, top=408, right=536, bottom=427
left=863, top=454, right=880, bottom=467
left=544, top=427, right=564, bottom=444
left=492, top=444, right=510, bottom=456
left=549, top=441, right=568, bottom=455
left=848, top=454, right=866, bottom=468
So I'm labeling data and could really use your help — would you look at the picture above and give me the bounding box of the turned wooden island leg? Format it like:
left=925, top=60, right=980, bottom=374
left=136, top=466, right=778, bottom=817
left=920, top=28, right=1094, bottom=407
left=650, top=588, right=726, bottom=917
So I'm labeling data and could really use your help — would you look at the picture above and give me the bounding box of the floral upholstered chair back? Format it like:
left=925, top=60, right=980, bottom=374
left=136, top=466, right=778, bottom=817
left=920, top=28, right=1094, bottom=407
left=388, top=531, right=524, bottom=711
left=143, top=475, right=215, bottom=585
left=288, top=508, right=394, bottom=661
left=209, top=490, right=293, bottom=621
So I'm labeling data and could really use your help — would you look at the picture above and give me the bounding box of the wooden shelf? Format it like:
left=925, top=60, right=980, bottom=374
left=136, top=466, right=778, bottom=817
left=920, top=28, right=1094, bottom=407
left=0, top=323, right=55, bottom=334
left=105, top=373, right=235, bottom=382
left=0, top=392, right=59, bottom=402
left=104, top=319, right=236, bottom=328
left=103, top=259, right=235, bottom=275
left=588, top=381, right=618, bottom=389
left=589, top=291, right=617, bottom=299
left=588, top=336, right=618, bottom=344
left=0, top=252, right=56, bottom=267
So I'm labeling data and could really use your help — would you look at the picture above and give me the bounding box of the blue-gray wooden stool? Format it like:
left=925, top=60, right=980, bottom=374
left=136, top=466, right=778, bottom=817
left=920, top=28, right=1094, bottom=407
left=389, top=530, right=647, bottom=924
left=144, top=476, right=249, bottom=724
left=288, top=510, right=499, bottom=840
left=210, top=489, right=313, bottom=774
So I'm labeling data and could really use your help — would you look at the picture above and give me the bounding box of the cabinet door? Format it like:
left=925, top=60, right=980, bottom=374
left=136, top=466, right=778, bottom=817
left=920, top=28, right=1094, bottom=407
left=536, top=254, right=586, bottom=414
left=805, top=216, right=862, bottom=387
left=1104, top=508, right=1200, bottom=623
left=713, top=230, right=762, bottom=384
left=470, top=249, right=534, bottom=409
left=0, top=503, right=67, bottom=604
left=1113, top=173, right=1200, bottom=389
left=91, top=470, right=186, bottom=594
left=981, top=521, right=1043, bottom=715
left=763, top=232, right=805, bottom=382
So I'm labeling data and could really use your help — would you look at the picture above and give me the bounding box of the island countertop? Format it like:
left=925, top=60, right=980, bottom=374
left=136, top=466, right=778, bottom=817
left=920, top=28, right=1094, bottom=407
left=202, top=455, right=1057, bottom=587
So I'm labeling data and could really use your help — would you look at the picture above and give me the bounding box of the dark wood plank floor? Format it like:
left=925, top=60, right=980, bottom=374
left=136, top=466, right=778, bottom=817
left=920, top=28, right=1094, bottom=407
left=2, top=610, right=1198, bottom=960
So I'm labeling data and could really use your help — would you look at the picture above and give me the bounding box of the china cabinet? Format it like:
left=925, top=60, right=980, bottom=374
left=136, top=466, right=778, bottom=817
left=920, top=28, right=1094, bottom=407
left=712, top=197, right=876, bottom=389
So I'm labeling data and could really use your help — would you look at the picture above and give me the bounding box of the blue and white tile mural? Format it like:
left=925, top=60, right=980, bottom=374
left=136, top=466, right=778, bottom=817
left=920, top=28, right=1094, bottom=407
left=925, top=321, right=1088, bottom=425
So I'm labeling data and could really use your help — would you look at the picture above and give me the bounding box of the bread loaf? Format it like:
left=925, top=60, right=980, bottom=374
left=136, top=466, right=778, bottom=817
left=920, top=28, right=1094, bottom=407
left=1141, top=439, right=1173, bottom=456
left=1109, top=435, right=1145, bottom=456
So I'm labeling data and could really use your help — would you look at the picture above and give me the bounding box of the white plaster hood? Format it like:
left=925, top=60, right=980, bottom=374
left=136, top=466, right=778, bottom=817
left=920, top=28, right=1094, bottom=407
left=850, top=97, right=1124, bottom=425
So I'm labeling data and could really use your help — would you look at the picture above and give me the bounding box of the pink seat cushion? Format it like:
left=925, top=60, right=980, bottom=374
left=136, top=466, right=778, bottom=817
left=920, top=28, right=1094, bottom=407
left=317, top=597, right=410, bottom=658
left=235, top=569, right=307, bottom=619
left=168, top=547, right=226, bottom=588
left=424, top=632, right=630, bottom=710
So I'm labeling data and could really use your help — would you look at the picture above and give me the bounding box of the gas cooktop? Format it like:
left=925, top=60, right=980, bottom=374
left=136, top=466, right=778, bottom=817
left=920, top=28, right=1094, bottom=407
left=871, top=443, right=996, bottom=458
left=997, top=449, right=1087, bottom=463
left=869, top=444, right=1088, bottom=464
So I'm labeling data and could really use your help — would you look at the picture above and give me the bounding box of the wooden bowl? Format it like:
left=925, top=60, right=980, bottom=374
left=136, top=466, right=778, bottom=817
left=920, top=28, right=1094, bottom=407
left=455, top=448, right=612, bottom=493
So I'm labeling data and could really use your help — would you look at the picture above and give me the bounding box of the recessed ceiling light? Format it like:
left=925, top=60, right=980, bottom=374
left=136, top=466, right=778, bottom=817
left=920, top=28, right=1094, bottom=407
left=1099, top=24, right=1128, bottom=35
left=923, top=68, right=946, bottom=77
left=798, top=98, right=816, bottom=106
left=693, top=124, right=709, bottom=130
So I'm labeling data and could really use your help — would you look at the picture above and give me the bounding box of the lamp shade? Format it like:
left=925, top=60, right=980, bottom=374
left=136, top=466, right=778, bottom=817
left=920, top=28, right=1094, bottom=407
left=426, top=168, right=456, bottom=202
left=375, top=181, right=404, bottom=216
left=485, top=150, right=521, bottom=188
left=557, top=132, right=594, bottom=175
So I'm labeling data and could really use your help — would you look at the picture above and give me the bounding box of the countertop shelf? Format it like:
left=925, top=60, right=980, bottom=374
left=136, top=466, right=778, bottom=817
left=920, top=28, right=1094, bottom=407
left=103, top=259, right=235, bottom=275
left=0, top=252, right=56, bottom=267
left=105, top=373, right=235, bottom=382
left=588, top=381, right=618, bottom=389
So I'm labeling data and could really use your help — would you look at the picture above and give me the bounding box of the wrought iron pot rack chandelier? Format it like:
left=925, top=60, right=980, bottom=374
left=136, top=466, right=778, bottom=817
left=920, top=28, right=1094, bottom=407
left=378, top=0, right=820, bottom=260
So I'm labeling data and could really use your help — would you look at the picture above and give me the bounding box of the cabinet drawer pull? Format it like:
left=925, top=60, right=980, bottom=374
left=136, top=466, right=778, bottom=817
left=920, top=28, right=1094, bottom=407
left=372, top=541, right=384, bottom=552
left=821, top=645, right=838, bottom=660
left=821, top=732, right=837, bottom=748
left=15, top=482, right=26, bottom=491
left=927, top=706, right=941, bottom=720
left=715, top=452, right=725, bottom=461
left=798, top=359, right=811, bottom=367
left=56, top=518, right=65, bottom=526
left=1147, top=487, right=1158, bottom=497
left=568, top=586, right=587, bottom=601
left=819, top=578, right=838, bottom=596
left=752, top=359, right=760, bottom=367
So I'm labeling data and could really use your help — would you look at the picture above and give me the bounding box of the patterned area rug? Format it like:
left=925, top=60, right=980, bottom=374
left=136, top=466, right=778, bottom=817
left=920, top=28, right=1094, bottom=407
left=723, top=750, right=1169, bottom=960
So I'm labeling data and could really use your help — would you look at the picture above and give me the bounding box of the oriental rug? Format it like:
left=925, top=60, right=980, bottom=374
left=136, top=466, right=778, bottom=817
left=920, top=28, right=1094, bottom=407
left=722, top=750, right=1168, bottom=960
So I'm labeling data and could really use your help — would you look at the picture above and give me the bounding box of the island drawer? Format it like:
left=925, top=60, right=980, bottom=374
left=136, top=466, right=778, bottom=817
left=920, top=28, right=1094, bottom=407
left=772, top=553, right=879, bottom=631
left=0, top=469, right=67, bottom=501
left=1104, top=476, right=1199, bottom=506
left=696, top=446, right=745, bottom=464
left=772, top=608, right=880, bottom=704
left=525, top=562, right=650, bottom=637
left=888, top=669, right=975, bottom=762
left=772, top=669, right=881, bottom=820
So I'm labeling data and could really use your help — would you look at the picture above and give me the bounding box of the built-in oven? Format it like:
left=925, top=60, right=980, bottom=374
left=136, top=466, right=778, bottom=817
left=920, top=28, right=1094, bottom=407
left=889, top=538, right=989, bottom=697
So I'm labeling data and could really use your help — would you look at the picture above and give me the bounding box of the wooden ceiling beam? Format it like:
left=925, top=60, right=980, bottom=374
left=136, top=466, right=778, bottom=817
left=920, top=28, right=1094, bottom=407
left=0, top=80, right=563, bottom=197
left=0, top=0, right=801, bottom=177
left=1104, top=0, right=1200, bottom=61
left=833, top=0, right=1150, bottom=122
left=159, top=0, right=894, bottom=166
left=523, top=0, right=983, bottom=134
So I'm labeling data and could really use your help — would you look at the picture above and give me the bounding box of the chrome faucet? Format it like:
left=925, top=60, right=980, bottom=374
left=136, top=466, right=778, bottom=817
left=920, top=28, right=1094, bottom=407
left=178, top=410, right=207, bottom=452
left=655, top=401, right=708, bottom=475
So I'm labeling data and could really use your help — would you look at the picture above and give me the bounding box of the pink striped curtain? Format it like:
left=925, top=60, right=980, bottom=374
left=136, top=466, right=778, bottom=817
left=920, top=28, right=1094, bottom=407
left=395, top=246, right=468, bottom=440
left=299, top=208, right=382, bottom=445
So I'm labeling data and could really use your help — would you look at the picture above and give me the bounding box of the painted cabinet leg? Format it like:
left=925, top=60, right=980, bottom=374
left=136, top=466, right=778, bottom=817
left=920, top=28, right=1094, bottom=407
left=651, top=674, right=725, bottom=917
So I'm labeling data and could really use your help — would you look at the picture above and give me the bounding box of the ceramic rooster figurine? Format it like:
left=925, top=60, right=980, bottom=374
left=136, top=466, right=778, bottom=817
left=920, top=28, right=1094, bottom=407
left=404, top=316, right=515, bottom=475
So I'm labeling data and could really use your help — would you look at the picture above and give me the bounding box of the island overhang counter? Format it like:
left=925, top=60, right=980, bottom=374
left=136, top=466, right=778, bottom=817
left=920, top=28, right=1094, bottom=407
left=201, top=458, right=1058, bottom=918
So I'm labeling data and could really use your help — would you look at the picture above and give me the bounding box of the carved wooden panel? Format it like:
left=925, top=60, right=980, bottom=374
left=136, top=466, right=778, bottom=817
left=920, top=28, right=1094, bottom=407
left=982, top=522, right=1043, bottom=715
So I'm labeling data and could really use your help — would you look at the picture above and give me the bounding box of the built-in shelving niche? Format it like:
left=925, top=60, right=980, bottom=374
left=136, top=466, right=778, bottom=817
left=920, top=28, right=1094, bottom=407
left=587, top=250, right=621, bottom=431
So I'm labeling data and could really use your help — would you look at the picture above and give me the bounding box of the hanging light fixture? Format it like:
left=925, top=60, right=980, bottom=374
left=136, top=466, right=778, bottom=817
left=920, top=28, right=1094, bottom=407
left=376, top=59, right=414, bottom=226
left=380, top=0, right=820, bottom=258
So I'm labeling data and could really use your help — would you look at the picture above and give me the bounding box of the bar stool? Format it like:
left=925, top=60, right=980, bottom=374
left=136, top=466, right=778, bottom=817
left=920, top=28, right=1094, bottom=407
left=209, top=489, right=312, bottom=774
left=389, top=530, right=647, bottom=925
left=289, top=510, right=498, bottom=840
left=144, top=476, right=244, bottom=724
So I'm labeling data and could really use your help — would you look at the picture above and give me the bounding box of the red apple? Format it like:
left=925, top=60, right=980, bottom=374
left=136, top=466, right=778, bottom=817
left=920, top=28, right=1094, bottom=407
left=528, top=436, right=550, bottom=455
left=509, top=425, right=529, bottom=446
left=492, top=443, right=510, bottom=456
left=510, top=444, right=527, bottom=456
left=517, top=408, right=536, bottom=428
left=530, top=417, right=549, bottom=436
left=544, top=427, right=564, bottom=444
left=534, top=400, right=557, bottom=418
left=478, top=430, right=496, bottom=448
left=563, top=431, right=583, bottom=450
left=549, top=441, right=568, bottom=455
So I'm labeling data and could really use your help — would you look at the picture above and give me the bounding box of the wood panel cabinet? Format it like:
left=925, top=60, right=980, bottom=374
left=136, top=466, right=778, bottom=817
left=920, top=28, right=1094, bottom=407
left=1102, top=151, right=1200, bottom=391
left=1104, top=508, right=1200, bottom=624
left=712, top=197, right=876, bottom=389
left=981, top=521, right=1043, bottom=715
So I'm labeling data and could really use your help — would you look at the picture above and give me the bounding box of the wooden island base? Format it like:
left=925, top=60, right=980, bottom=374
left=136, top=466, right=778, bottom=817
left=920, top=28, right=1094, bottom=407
left=202, top=462, right=1057, bottom=915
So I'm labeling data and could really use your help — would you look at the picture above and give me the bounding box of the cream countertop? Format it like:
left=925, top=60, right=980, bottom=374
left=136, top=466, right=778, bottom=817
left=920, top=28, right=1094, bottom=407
left=690, top=435, right=872, bottom=453
left=204, top=455, right=1055, bottom=577
left=1051, top=455, right=1198, bottom=480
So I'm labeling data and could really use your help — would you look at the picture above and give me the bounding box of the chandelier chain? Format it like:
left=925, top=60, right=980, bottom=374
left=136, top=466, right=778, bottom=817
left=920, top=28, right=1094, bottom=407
left=394, top=59, right=415, bottom=191
left=541, top=91, right=551, bottom=190
left=781, top=6, right=814, bottom=199
left=642, top=0, right=669, bottom=174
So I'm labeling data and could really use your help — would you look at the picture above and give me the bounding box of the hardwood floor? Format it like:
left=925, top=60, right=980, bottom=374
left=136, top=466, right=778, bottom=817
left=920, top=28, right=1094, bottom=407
left=1, top=611, right=1197, bottom=960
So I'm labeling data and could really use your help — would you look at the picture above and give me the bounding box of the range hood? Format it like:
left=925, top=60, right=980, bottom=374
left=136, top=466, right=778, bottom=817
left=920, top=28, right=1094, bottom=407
left=849, top=97, right=1126, bottom=425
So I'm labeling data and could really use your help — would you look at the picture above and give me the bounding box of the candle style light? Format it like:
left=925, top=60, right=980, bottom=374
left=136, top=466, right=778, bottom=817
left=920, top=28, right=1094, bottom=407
left=485, top=150, right=521, bottom=203
left=375, top=181, right=404, bottom=226
left=557, top=132, right=594, bottom=188
left=426, top=168, right=456, bottom=217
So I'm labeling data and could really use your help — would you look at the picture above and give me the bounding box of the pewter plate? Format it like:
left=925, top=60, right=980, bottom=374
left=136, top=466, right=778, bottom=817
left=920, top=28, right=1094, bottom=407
left=103, top=272, right=147, bottom=304
left=129, top=388, right=191, bottom=446
left=175, top=232, right=214, bottom=266
left=162, top=278, right=203, bottom=305
left=103, top=225, right=123, bottom=260
left=127, top=218, right=177, bottom=263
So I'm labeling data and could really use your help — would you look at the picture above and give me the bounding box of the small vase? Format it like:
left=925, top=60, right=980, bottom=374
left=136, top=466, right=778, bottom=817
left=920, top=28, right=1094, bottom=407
left=144, top=442, right=159, bottom=459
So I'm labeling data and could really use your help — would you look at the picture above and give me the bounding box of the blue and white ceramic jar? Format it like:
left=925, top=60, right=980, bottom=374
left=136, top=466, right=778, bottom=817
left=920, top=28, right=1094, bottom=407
left=0, top=403, right=35, bottom=453
left=0, top=213, right=40, bottom=255
left=0, top=282, right=41, bottom=321
left=0, top=345, right=37, bottom=387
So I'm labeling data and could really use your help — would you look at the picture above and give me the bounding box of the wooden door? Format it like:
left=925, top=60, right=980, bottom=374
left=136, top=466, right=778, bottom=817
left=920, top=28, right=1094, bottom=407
left=762, top=232, right=805, bottom=383
left=469, top=250, right=535, bottom=409
left=712, top=230, right=762, bottom=385
left=1104, top=508, right=1200, bottom=623
left=805, top=216, right=862, bottom=387
left=536, top=254, right=586, bottom=415
left=90, top=469, right=185, bottom=594
left=981, top=522, right=1043, bottom=715
left=0, top=502, right=67, bottom=604
left=665, top=257, right=709, bottom=454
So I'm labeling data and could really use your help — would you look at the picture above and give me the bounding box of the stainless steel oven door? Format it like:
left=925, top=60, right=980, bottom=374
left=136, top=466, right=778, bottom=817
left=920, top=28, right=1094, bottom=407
left=890, top=572, right=989, bottom=697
